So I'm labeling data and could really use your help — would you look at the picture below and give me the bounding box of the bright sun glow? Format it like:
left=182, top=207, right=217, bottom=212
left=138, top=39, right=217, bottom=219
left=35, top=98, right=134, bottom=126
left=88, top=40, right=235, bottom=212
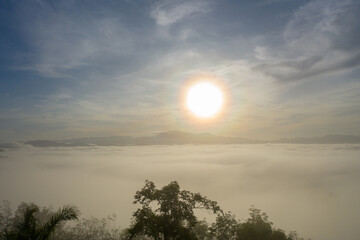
left=186, top=82, right=223, bottom=118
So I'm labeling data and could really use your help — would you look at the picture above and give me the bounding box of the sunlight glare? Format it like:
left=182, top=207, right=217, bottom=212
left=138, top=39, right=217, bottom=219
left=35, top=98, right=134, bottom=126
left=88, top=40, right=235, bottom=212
left=186, top=82, right=223, bottom=118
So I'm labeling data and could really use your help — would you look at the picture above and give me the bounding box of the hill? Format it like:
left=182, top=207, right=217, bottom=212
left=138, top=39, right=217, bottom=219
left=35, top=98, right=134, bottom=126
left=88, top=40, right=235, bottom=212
left=19, top=133, right=360, bottom=147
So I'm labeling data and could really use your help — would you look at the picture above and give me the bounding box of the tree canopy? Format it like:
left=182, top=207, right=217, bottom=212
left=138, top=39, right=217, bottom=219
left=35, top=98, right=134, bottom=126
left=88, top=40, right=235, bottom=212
left=1, top=181, right=306, bottom=240
left=210, top=206, right=304, bottom=240
left=1, top=203, right=78, bottom=240
left=128, top=180, right=222, bottom=240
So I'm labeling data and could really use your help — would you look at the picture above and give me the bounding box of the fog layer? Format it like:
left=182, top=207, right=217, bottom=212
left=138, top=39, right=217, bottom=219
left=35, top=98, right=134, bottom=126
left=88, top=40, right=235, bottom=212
left=1, top=144, right=359, bottom=240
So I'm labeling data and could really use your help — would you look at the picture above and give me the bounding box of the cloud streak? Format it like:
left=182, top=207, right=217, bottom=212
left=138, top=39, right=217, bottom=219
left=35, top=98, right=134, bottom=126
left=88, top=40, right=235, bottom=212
left=150, top=0, right=211, bottom=26
left=253, top=0, right=360, bottom=82
left=1, top=0, right=360, bottom=140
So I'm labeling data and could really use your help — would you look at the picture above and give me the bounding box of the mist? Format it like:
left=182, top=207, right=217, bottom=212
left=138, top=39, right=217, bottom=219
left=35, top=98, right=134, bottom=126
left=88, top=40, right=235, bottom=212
left=1, top=144, right=360, bottom=240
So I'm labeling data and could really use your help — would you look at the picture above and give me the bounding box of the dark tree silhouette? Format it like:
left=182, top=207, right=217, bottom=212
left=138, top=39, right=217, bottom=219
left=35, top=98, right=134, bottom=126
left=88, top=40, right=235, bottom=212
left=210, top=212, right=240, bottom=240
left=127, top=180, right=222, bottom=240
left=1, top=186, right=306, bottom=240
left=1, top=204, right=78, bottom=240
left=238, top=206, right=273, bottom=240
left=210, top=206, right=304, bottom=240
left=52, top=214, right=124, bottom=240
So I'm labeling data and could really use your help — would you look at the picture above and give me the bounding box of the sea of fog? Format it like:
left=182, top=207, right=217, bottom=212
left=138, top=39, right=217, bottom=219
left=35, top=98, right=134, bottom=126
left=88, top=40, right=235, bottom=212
left=1, top=144, right=360, bottom=240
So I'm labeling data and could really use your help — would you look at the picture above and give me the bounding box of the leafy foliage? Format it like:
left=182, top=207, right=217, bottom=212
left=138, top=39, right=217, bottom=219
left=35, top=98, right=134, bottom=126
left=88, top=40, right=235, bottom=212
left=192, top=220, right=212, bottom=240
left=210, top=206, right=305, bottom=240
left=0, top=203, right=78, bottom=240
left=53, top=214, right=125, bottom=240
left=1, top=181, right=307, bottom=240
left=127, top=180, right=222, bottom=240
left=238, top=206, right=273, bottom=240
left=0, top=201, right=13, bottom=231
left=210, top=212, right=240, bottom=240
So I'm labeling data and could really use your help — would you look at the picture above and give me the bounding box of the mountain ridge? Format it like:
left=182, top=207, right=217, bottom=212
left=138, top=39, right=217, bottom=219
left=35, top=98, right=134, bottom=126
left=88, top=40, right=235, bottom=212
left=20, top=132, right=360, bottom=147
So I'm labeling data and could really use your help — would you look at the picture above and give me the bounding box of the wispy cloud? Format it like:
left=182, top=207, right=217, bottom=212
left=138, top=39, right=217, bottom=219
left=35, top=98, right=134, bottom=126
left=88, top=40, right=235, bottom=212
left=15, top=2, right=141, bottom=78
left=1, top=0, right=360, bottom=140
left=150, top=0, right=211, bottom=26
left=253, top=0, right=360, bottom=82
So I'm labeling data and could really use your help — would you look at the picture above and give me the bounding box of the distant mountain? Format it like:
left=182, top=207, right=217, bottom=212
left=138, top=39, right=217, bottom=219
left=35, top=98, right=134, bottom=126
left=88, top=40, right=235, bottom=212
left=25, top=131, right=257, bottom=147
left=271, top=135, right=360, bottom=144
left=135, top=131, right=256, bottom=145
left=0, top=142, right=22, bottom=149
left=21, top=133, right=360, bottom=147
left=26, top=136, right=135, bottom=147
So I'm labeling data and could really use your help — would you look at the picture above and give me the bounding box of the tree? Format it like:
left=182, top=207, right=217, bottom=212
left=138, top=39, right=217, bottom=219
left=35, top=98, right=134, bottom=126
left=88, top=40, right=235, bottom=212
left=1, top=203, right=78, bottom=240
left=236, top=206, right=303, bottom=240
left=53, top=214, right=124, bottom=240
left=0, top=201, right=13, bottom=231
left=209, top=206, right=303, bottom=240
left=271, top=229, right=288, bottom=240
left=192, top=220, right=212, bottom=240
left=210, top=212, right=240, bottom=240
left=127, top=180, right=222, bottom=240
left=238, top=206, right=273, bottom=240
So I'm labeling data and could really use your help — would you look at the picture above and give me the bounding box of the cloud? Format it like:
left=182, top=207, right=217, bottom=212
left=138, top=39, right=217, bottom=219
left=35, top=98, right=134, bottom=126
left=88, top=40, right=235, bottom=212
left=14, top=1, right=144, bottom=78
left=255, top=0, right=290, bottom=8
left=150, top=0, right=210, bottom=26
left=253, top=0, right=360, bottom=82
left=2, top=145, right=360, bottom=240
left=2, top=0, right=360, bottom=140
left=254, top=52, right=360, bottom=82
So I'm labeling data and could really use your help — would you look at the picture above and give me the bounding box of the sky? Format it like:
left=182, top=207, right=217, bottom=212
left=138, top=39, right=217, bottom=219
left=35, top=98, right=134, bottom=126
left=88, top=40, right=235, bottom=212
left=1, top=0, right=360, bottom=141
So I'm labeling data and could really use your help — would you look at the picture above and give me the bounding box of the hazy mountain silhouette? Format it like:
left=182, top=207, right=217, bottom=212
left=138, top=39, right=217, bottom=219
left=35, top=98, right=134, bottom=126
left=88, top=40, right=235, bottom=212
left=25, top=131, right=257, bottom=147
left=271, top=135, right=360, bottom=144
left=21, top=132, right=360, bottom=147
left=135, top=131, right=255, bottom=145
left=0, top=142, right=22, bottom=149
left=25, top=136, right=135, bottom=147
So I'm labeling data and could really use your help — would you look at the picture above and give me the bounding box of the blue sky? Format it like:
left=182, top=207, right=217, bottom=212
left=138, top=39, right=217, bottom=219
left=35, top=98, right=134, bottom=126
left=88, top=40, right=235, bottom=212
left=1, top=0, right=360, bottom=141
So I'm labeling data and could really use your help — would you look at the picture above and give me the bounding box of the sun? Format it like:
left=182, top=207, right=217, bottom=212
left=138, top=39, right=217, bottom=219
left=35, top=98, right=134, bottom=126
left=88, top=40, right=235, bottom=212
left=186, top=82, right=223, bottom=118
